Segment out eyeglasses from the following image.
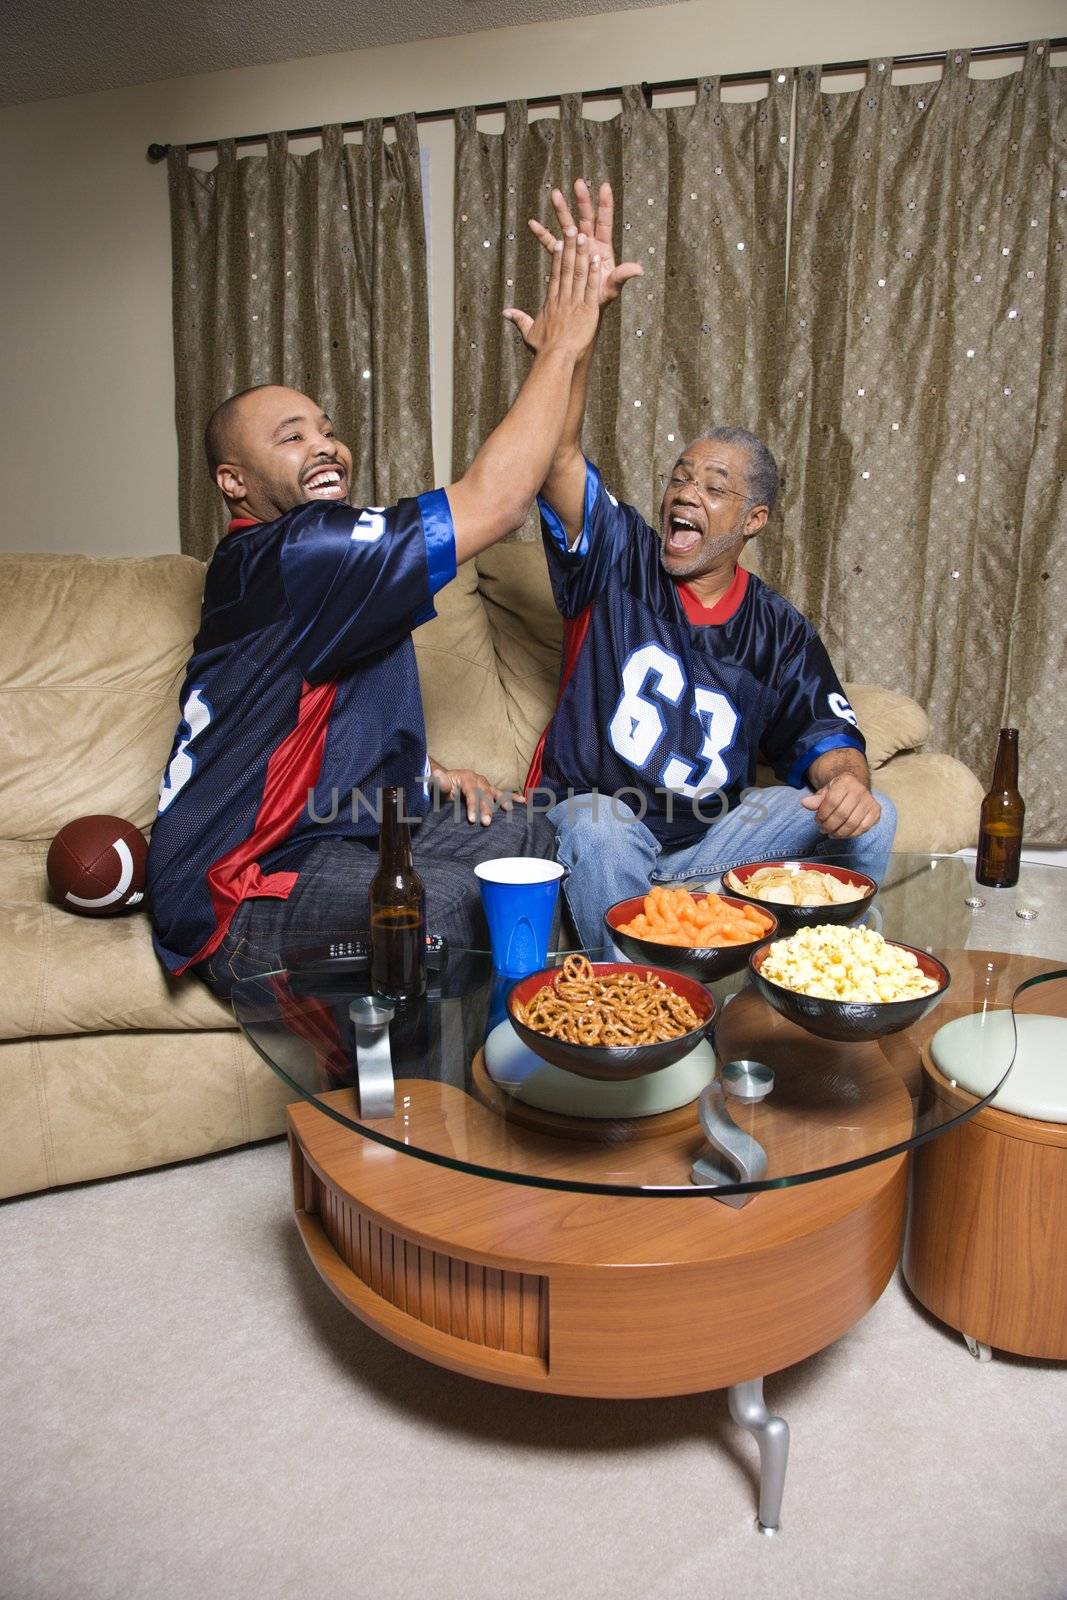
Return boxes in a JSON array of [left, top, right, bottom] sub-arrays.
[[659, 471, 748, 501]]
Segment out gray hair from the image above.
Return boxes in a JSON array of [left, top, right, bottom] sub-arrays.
[[693, 426, 780, 513]]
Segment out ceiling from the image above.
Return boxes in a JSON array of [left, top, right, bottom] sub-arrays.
[[0, 0, 669, 108]]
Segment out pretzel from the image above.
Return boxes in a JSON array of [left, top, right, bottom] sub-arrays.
[[514, 954, 703, 1045]]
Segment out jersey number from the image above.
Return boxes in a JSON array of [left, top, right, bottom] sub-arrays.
[[157, 687, 212, 814], [828, 690, 858, 727], [607, 644, 739, 798], [351, 508, 386, 543]]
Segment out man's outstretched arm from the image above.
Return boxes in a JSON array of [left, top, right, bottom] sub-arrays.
[[504, 180, 643, 542], [445, 228, 602, 565]]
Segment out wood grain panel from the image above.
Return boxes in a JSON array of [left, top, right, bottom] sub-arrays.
[[903, 1039, 1067, 1359], [301, 1151, 547, 1362], [288, 1126, 905, 1396]]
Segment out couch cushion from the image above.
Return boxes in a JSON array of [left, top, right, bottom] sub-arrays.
[[0, 897, 231, 1040], [874, 751, 984, 853], [842, 683, 929, 770], [0, 553, 206, 841], [0, 838, 49, 904], [476, 543, 562, 780], [0, 1029, 293, 1198], [415, 560, 523, 789]]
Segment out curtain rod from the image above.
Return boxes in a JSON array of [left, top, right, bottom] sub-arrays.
[[146, 36, 1064, 162]]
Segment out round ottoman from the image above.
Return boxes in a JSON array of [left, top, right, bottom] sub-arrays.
[[903, 1008, 1067, 1361]]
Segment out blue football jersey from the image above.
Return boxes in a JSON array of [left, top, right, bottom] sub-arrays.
[[146, 493, 456, 973], [528, 461, 864, 844]]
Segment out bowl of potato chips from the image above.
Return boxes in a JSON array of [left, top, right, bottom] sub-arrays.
[[749, 923, 950, 1042], [722, 860, 877, 932]]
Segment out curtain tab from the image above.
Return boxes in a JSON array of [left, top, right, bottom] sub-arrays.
[[866, 59, 890, 86], [696, 76, 721, 105], [394, 111, 419, 161], [559, 91, 583, 121], [1024, 40, 1051, 79], [621, 83, 650, 119], [799, 65, 822, 95], [503, 99, 529, 142], [455, 105, 478, 136], [216, 138, 236, 172], [266, 130, 287, 169], [360, 119, 383, 158], [767, 67, 791, 98], [943, 48, 970, 78], [321, 123, 345, 156]]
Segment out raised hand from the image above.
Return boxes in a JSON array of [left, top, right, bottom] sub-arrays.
[[504, 179, 643, 348], [532, 222, 602, 361]]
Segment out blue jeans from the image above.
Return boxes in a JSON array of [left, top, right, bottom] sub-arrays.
[[548, 785, 898, 952], [195, 799, 557, 1001]]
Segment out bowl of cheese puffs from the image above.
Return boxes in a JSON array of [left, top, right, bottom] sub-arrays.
[[605, 886, 778, 981], [749, 923, 950, 1042], [721, 860, 877, 932]]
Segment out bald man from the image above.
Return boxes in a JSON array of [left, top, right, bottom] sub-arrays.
[[147, 229, 603, 996]]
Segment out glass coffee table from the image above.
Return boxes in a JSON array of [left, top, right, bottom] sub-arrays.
[[233, 853, 1066, 1533]]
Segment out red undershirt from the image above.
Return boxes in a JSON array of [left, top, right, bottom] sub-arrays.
[[677, 564, 749, 625]]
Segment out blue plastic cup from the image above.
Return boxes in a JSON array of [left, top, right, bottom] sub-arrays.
[[474, 858, 565, 978]]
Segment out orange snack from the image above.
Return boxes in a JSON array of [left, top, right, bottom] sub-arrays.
[[617, 887, 773, 949]]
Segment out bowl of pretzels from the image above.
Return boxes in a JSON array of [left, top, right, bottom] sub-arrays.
[[506, 953, 716, 1081]]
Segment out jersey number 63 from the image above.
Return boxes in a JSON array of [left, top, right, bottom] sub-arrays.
[[608, 644, 739, 799]]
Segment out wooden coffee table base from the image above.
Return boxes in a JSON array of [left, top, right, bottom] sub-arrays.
[[290, 1093, 906, 1397], [286, 1068, 907, 1531]]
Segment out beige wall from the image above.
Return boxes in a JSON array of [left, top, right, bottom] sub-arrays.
[[1, 0, 1063, 555]]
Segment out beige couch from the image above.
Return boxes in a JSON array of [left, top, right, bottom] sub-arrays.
[[0, 548, 983, 1199]]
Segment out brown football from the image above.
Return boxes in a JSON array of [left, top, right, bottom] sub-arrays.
[[46, 815, 148, 917]]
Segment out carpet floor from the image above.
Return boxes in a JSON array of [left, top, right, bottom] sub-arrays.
[[1, 1138, 1064, 1600]]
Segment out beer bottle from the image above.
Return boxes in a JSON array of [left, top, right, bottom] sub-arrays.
[[369, 786, 427, 1000], [975, 728, 1024, 888]]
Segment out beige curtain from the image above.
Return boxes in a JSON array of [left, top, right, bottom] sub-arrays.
[[780, 44, 1066, 838], [452, 80, 791, 535], [168, 118, 433, 560], [455, 50, 1065, 838]]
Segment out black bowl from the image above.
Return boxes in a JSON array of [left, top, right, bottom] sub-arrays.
[[506, 961, 715, 1081], [722, 860, 877, 932], [605, 893, 778, 981], [748, 938, 950, 1042]]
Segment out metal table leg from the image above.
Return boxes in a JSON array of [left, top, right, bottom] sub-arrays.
[[727, 1377, 789, 1534], [348, 995, 396, 1119], [964, 1333, 993, 1363]]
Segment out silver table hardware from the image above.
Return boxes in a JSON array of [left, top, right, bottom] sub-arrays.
[[691, 1059, 774, 1208], [728, 1378, 790, 1533], [700, 1064, 789, 1529], [348, 995, 397, 1119]]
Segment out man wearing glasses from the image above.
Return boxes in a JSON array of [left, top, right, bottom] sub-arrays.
[[509, 182, 896, 951]]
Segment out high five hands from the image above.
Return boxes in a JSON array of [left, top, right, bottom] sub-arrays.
[[528, 209, 605, 361], [503, 179, 644, 349]]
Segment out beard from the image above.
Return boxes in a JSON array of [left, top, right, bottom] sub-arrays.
[[659, 520, 746, 581]]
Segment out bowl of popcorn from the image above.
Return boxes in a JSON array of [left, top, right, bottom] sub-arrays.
[[723, 860, 877, 932], [748, 923, 950, 1042]]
